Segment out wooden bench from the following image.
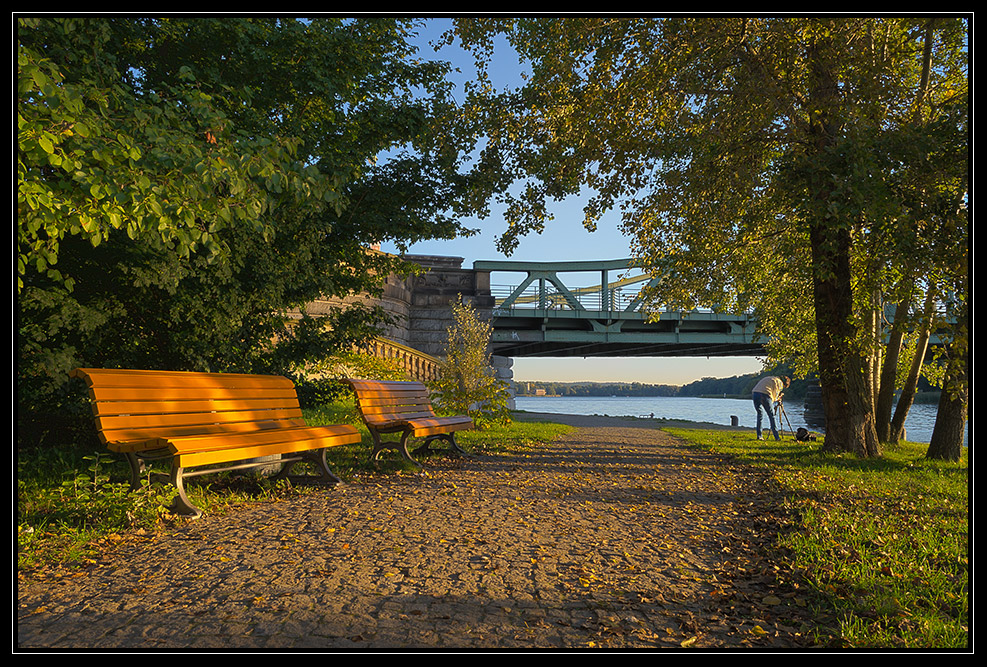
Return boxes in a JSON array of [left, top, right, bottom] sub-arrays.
[[70, 368, 362, 517], [344, 379, 473, 465]]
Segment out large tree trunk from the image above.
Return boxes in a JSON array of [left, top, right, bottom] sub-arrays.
[[926, 357, 967, 461], [809, 221, 881, 458], [805, 33, 880, 458], [926, 309, 968, 461]]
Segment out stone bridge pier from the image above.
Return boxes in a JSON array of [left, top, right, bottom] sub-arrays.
[[397, 255, 514, 395], [305, 254, 514, 395]]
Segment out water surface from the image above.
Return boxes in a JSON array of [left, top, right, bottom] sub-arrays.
[[515, 395, 959, 445]]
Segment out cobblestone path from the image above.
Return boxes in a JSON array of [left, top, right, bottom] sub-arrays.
[[17, 414, 818, 650]]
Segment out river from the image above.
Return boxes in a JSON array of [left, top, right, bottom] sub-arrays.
[[514, 395, 965, 445]]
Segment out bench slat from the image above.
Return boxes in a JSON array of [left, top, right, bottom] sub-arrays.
[[89, 397, 303, 417], [172, 426, 362, 467], [408, 419, 474, 438], [96, 407, 305, 432], [89, 385, 299, 402], [353, 392, 434, 403], [346, 387, 430, 397], [105, 418, 309, 453], [361, 412, 436, 421], [72, 368, 295, 390], [167, 424, 361, 454], [355, 403, 434, 414]]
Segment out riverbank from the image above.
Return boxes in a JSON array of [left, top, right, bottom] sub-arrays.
[[513, 394, 953, 444], [514, 410, 751, 431]]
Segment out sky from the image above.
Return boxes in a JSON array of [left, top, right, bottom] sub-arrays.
[[379, 19, 765, 386]]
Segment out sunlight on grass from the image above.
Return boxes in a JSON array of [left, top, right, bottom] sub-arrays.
[[666, 427, 969, 649]]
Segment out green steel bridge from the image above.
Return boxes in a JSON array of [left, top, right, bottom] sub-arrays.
[[472, 258, 764, 359]]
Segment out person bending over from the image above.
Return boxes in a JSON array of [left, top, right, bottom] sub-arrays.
[[751, 375, 790, 441]]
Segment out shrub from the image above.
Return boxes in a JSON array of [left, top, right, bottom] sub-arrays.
[[429, 298, 512, 428]]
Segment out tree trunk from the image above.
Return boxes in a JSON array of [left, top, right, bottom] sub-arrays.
[[810, 222, 881, 458], [805, 32, 881, 458], [876, 286, 913, 441], [926, 355, 967, 461], [927, 307, 967, 461], [867, 289, 882, 410], [889, 288, 936, 442]]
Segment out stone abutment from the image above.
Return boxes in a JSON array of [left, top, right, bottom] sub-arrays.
[[300, 254, 514, 393]]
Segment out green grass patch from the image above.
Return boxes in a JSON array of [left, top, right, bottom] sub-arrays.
[[665, 427, 969, 649]]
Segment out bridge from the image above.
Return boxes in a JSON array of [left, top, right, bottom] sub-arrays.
[[300, 254, 763, 386], [473, 258, 763, 358]]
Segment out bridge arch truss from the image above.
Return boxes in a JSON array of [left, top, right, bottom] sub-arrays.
[[472, 258, 764, 359]]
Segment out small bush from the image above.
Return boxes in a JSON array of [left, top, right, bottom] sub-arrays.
[[429, 298, 512, 428]]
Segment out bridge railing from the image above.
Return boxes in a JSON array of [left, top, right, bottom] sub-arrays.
[[476, 258, 660, 316], [490, 279, 648, 313], [362, 337, 445, 383]]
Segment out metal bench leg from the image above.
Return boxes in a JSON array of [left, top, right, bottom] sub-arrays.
[[125, 451, 171, 490], [124, 452, 143, 490], [412, 433, 468, 458], [443, 432, 468, 456], [274, 450, 343, 485], [447, 432, 468, 456], [369, 430, 387, 461], [397, 431, 421, 466], [168, 464, 204, 518], [368, 430, 422, 467]]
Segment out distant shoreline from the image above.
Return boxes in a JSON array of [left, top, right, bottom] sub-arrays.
[[512, 410, 751, 432]]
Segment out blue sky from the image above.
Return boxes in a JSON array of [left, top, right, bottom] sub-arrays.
[[380, 19, 765, 385]]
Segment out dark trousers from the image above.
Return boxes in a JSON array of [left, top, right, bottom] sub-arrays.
[[752, 391, 779, 440]]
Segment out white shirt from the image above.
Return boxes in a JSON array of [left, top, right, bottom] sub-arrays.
[[752, 376, 786, 402]]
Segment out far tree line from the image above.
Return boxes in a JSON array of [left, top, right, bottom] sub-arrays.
[[516, 369, 940, 403]]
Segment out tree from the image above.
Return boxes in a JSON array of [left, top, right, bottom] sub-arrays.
[[17, 17, 320, 293], [447, 17, 968, 457], [926, 326, 967, 461], [17, 17, 481, 433], [925, 271, 968, 460], [430, 298, 512, 427]]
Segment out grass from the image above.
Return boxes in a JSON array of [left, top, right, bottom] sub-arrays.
[[664, 427, 969, 649]]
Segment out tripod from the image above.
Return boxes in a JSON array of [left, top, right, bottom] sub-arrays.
[[775, 398, 794, 438]]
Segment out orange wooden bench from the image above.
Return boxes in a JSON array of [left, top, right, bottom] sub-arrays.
[[70, 368, 362, 517], [344, 379, 473, 465]]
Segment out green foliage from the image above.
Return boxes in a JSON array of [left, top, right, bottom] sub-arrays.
[[17, 451, 176, 569], [430, 299, 512, 428], [17, 17, 481, 433], [449, 18, 968, 453], [291, 350, 411, 408], [17, 18, 322, 293]]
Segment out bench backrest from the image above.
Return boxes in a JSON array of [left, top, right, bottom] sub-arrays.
[[345, 379, 437, 426], [70, 368, 306, 452]]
